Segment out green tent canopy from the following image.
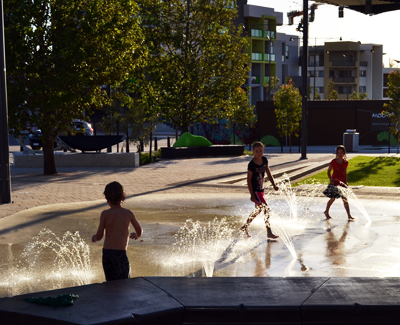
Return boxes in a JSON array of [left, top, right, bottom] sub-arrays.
[[173, 132, 212, 147]]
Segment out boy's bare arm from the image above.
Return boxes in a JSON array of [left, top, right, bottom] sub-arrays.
[[129, 211, 142, 240], [92, 213, 105, 242]]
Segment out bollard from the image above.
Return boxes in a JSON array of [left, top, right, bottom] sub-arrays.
[[154, 137, 157, 151], [167, 136, 170, 147]]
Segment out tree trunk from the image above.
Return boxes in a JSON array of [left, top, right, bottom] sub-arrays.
[[43, 139, 57, 175], [181, 124, 188, 134]]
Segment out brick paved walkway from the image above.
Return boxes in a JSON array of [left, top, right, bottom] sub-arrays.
[[1, 146, 399, 218]]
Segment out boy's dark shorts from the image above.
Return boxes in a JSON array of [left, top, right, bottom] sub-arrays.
[[102, 248, 131, 281]]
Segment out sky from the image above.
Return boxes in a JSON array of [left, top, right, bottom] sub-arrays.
[[247, 0, 400, 67]]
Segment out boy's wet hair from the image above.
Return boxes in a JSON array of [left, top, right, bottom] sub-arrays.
[[252, 141, 264, 150], [104, 181, 126, 206]]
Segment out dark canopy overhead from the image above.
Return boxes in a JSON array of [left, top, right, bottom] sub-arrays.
[[317, 0, 400, 14]]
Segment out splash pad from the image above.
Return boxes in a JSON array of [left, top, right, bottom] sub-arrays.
[[0, 180, 398, 298]]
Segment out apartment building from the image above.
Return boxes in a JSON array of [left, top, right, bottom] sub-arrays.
[[382, 67, 400, 99], [235, 1, 300, 106], [306, 41, 384, 99]]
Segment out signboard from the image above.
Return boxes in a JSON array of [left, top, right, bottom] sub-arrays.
[[371, 112, 390, 131]]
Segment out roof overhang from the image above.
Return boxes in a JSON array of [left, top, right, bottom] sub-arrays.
[[317, 0, 400, 14]]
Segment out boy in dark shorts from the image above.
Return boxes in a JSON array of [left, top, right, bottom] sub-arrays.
[[240, 141, 279, 239], [92, 181, 142, 281]]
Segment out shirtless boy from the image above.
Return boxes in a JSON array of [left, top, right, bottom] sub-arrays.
[[92, 181, 142, 281]]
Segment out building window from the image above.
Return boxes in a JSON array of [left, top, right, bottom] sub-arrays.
[[339, 86, 352, 94], [319, 87, 324, 94], [308, 70, 315, 77], [285, 45, 289, 59], [309, 55, 315, 67], [318, 71, 324, 77], [359, 86, 366, 93], [318, 54, 324, 66], [360, 70, 367, 77], [383, 88, 389, 97], [384, 73, 390, 87]]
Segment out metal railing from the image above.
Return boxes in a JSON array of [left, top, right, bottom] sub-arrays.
[[331, 77, 355, 83], [331, 60, 355, 67]]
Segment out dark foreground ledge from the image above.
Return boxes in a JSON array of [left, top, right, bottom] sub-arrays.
[[1, 277, 400, 325]]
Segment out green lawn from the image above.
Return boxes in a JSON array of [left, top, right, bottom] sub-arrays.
[[293, 156, 400, 187]]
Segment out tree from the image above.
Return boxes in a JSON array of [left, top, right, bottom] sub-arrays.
[[350, 91, 369, 100], [314, 87, 321, 100], [350, 92, 359, 100], [227, 87, 255, 144], [382, 69, 400, 153], [327, 81, 338, 99], [129, 0, 251, 133], [5, 0, 146, 174], [263, 76, 280, 100], [108, 91, 157, 152], [273, 79, 302, 152]]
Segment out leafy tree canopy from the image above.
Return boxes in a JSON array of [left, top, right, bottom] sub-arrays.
[[127, 0, 251, 133], [383, 69, 400, 152], [5, 0, 146, 174], [327, 81, 338, 100], [273, 78, 302, 151], [350, 91, 369, 100]]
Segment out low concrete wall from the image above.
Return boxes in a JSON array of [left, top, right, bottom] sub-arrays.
[[161, 145, 245, 159], [13, 152, 140, 168], [2, 277, 400, 325]]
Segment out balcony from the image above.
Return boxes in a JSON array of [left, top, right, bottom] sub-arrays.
[[331, 60, 356, 67], [264, 30, 275, 39], [250, 29, 275, 39], [250, 29, 263, 38], [264, 53, 276, 62], [331, 77, 356, 83], [251, 52, 263, 61]]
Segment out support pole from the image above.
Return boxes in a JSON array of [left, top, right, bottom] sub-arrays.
[[301, 0, 308, 160], [0, 0, 11, 204]]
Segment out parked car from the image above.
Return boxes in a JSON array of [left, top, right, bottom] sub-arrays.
[[28, 129, 43, 150], [28, 120, 94, 150], [71, 119, 94, 136]]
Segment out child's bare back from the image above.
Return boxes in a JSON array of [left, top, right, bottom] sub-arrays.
[[100, 206, 141, 250]]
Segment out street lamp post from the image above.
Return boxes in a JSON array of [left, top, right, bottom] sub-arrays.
[[347, 50, 350, 100], [267, 35, 272, 101], [0, 0, 11, 204], [300, 0, 308, 160], [313, 40, 317, 100]]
